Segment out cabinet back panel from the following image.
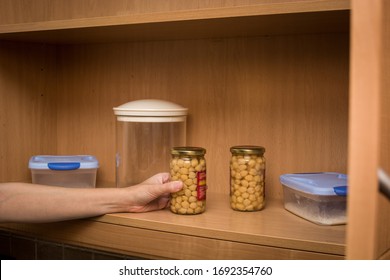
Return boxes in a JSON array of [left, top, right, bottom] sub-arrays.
[[56, 33, 349, 198], [0, 42, 57, 182]]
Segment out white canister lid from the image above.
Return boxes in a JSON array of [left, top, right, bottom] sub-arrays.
[[113, 99, 188, 122]]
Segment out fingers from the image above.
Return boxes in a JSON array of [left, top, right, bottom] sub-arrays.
[[163, 180, 183, 193], [145, 180, 183, 198], [127, 176, 183, 213], [129, 190, 175, 213], [136, 196, 171, 212], [157, 196, 171, 209], [141, 173, 183, 194], [141, 172, 170, 185]]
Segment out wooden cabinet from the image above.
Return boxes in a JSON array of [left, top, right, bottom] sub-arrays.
[[346, 0, 390, 260], [0, 0, 388, 259]]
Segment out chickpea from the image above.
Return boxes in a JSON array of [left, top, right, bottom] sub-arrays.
[[173, 165, 180, 172], [238, 164, 247, 171], [248, 159, 256, 167], [181, 201, 190, 209], [185, 178, 193, 186], [177, 159, 184, 167], [236, 203, 245, 211], [180, 168, 189, 175], [191, 158, 198, 167], [184, 189, 192, 197], [241, 180, 249, 188]]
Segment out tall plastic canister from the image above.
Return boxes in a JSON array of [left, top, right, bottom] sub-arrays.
[[113, 99, 187, 187]]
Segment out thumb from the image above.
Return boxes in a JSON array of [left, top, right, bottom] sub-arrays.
[[127, 181, 184, 213], [141, 172, 170, 185], [141, 180, 183, 198], [163, 181, 183, 193]]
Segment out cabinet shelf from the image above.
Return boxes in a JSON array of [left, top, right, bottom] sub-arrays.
[[0, 1, 349, 43], [97, 192, 346, 255], [0, 191, 345, 259]]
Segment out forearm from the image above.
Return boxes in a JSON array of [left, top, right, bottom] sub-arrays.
[[0, 175, 181, 223], [0, 183, 128, 223]]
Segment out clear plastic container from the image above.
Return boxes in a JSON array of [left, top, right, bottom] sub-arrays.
[[113, 99, 187, 187], [169, 147, 207, 215], [280, 172, 348, 225], [230, 145, 266, 211], [28, 155, 98, 188]]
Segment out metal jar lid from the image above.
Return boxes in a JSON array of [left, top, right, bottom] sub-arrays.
[[230, 145, 265, 155], [171, 146, 206, 156]]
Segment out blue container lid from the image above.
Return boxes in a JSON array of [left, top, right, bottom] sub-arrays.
[[29, 155, 99, 171], [280, 172, 348, 196]]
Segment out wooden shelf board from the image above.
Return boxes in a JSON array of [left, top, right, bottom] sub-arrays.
[[0, 2, 350, 43], [0, 191, 345, 259], [95, 191, 346, 255]]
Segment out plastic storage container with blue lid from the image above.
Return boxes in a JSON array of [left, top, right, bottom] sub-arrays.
[[280, 172, 348, 196], [29, 155, 99, 188], [280, 172, 348, 225]]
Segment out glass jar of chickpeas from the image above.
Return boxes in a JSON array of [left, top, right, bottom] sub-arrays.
[[169, 147, 207, 215], [230, 145, 266, 211]]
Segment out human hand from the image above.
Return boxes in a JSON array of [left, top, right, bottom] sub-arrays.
[[0, 173, 183, 222], [125, 173, 183, 212]]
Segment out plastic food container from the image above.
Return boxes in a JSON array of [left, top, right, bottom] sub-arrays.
[[113, 99, 187, 187], [280, 172, 348, 225], [29, 155, 99, 188]]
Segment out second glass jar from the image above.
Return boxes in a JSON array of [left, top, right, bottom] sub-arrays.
[[230, 145, 266, 211], [169, 147, 207, 215]]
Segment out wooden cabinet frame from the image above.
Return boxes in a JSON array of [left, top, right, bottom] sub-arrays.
[[0, 0, 388, 259]]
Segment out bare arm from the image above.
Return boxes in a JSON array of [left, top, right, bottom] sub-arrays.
[[0, 173, 182, 223]]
